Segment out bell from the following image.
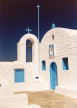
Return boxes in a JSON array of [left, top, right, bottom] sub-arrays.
[[28, 42, 31, 48]]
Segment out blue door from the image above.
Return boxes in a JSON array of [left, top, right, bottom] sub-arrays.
[[50, 62, 58, 90]]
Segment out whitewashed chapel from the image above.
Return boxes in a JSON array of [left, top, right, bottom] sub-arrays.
[[0, 27, 77, 99]]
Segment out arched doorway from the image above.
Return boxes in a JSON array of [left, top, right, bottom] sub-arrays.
[[26, 40, 32, 62], [50, 62, 58, 90]]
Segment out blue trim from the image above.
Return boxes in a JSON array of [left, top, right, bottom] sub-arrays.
[[14, 69, 24, 83], [52, 24, 56, 29]]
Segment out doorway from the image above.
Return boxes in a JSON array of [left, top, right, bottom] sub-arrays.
[[50, 62, 58, 90]]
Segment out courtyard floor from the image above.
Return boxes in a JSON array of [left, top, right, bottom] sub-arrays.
[[15, 90, 77, 108]]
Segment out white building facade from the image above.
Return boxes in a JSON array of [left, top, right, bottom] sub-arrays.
[[0, 27, 77, 98]]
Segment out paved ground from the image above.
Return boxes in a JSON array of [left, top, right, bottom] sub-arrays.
[[15, 90, 77, 108]]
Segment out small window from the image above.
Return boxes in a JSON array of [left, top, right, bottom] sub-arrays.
[[42, 61, 46, 70], [62, 57, 69, 70], [14, 69, 24, 83], [35, 77, 39, 79], [49, 45, 54, 56], [52, 35, 54, 40]]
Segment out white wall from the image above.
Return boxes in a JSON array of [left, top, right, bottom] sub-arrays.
[[40, 28, 77, 91], [0, 28, 77, 98]]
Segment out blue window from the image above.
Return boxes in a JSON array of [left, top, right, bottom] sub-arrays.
[[42, 61, 46, 70], [14, 69, 24, 83], [62, 57, 69, 70]]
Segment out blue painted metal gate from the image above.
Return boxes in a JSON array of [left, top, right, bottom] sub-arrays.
[[50, 62, 58, 90]]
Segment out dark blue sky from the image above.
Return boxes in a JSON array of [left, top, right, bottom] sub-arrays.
[[0, 0, 77, 61]]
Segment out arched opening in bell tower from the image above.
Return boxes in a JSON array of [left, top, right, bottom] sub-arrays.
[[26, 40, 32, 62], [26, 38, 35, 62]]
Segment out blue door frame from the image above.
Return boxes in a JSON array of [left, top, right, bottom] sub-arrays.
[[50, 62, 58, 90]]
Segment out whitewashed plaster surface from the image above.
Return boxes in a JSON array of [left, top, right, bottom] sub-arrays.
[[0, 28, 77, 107]]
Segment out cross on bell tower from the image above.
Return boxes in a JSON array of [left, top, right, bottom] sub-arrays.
[[25, 27, 32, 34]]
